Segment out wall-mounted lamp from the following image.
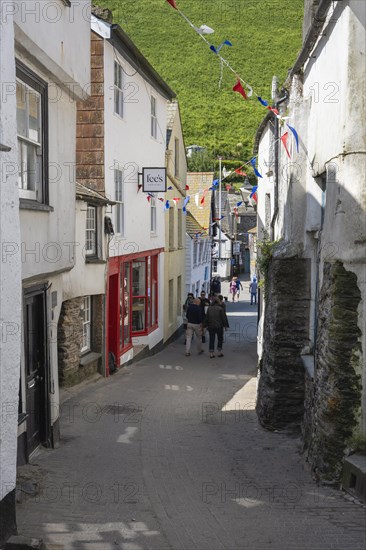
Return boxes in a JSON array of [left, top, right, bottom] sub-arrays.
[[0, 143, 11, 152]]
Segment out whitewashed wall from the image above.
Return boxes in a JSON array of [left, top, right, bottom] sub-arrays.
[[0, 5, 22, 507]]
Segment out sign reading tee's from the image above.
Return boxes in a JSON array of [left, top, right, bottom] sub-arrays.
[[142, 167, 167, 192]]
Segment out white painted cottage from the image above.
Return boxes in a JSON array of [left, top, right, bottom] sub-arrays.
[[0, 0, 91, 542]]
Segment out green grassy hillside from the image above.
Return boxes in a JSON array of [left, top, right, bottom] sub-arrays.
[[97, 0, 303, 160]]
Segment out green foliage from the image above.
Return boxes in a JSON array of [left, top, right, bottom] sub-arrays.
[[96, 0, 303, 158], [257, 231, 282, 299]]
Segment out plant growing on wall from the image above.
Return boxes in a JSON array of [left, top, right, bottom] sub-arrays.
[[257, 230, 282, 299]]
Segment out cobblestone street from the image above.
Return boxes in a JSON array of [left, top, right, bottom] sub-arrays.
[[16, 283, 366, 549]]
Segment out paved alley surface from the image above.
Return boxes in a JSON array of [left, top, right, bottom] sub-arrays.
[[16, 282, 366, 549]]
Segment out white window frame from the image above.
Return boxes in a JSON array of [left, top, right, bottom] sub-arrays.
[[81, 296, 91, 353], [114, 168, 124, 236], [174, 138, 179, 177], [169, 207, 174, 249], [150, 196, 157, 233], [151, 95, 157, 139], [16, 78, 42, 201], [178, 208, 183, 248], [114, 61, 124, 118], [85, 205, 97, 256]]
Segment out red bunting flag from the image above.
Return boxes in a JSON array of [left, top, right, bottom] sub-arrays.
[[147, 196, 151, 202], [234, 207, 239, 219], [252, 192, 258, 202], [166, 0, 178, 9], [233, 79, 247, 100], [173, 197, 181, 201], [185, 185, 190, 190], [268, 106, 279, 115], [281, 132, 291, 159], [234, 168, 247, 176], [158, 197, 164, 202]]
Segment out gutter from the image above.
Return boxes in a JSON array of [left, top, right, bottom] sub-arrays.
[[288, 0, 333, 79]]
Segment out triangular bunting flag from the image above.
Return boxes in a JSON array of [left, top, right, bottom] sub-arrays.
[[287, 123, 299, 153], [210, 40, 232, 55], [166, 0, 178, 10], [233, 79, 247, 100], [250, 157, 263, 178], [280, 132, 291, 159]]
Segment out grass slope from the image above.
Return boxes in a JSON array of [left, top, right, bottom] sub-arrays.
[[98, 0, 303, 159]]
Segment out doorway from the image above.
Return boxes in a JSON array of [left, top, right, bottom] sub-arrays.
[[24, 288, 50, 456]]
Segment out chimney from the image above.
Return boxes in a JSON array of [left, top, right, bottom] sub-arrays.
[[92, 4, 113, 24]]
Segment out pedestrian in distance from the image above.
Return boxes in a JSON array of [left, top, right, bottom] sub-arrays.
[[235, 278, 243, 301], [204, 296, 227, 358], [229, 277, 238, 302], [249, 277, 258, 305], [185, 298, 204, 356], [210, 276, 221, 297]]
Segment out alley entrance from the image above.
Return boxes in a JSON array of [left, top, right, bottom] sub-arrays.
[[16, 281, 365, 549]]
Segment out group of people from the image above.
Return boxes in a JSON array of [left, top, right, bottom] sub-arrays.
[[182, 290, 229, 359], [229, 276, 258, 305], [182, 275, 258, 358]]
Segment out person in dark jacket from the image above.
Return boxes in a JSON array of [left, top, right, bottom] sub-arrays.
[[199, 290, 210, 343], [218, 294, 229, 329], [205, 297, 227, 358], [185, 298, 204, 356], [210, 276, 221, 296]]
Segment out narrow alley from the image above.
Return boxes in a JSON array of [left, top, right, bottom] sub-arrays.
[[16, 282, 366, 550]]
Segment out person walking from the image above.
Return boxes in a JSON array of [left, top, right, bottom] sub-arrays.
[[205, 296, 227, 358], [229, 277, 237, 302], [235, 278, 243, 301], [249, 277, 258, 305], [185, 298, 204, 356], [199, 290, 210, 343], [182, 293, 194, 344], [218, 294, 229, 330], [210, 276, 221, 297]]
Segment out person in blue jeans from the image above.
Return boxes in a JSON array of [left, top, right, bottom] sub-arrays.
[[249, 277, 258, 305]]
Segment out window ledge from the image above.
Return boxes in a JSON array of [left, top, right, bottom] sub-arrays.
[[80, 351, 102, 367], [20, 199, 54, 212], [85, 258, 106, 264]]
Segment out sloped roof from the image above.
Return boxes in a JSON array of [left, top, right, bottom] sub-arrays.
[[227, 192, 255, 216], [186, 212, 209, 239], [75, 182, 114, 205], [186, 172, 214, 229]]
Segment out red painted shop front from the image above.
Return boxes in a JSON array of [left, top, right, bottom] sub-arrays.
[[107, 248, 161, 374]]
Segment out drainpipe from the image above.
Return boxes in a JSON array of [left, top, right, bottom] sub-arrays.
[[270, 88, 289, 241]]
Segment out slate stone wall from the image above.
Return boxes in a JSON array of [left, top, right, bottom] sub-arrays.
[[58, 296, 104, 387], [256, 257, 311, 430], [305, 261, 362, 482]]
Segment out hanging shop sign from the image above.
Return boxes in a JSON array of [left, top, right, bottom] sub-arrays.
[[142, 167, 167, 192]]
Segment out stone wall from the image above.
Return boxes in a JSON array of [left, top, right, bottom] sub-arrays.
[[304, 261, 362, 482], [256, 257, 311, 430], [76, 31, 105, 192], [58, 295, 104, 387], [58, 297, 84, 386]]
